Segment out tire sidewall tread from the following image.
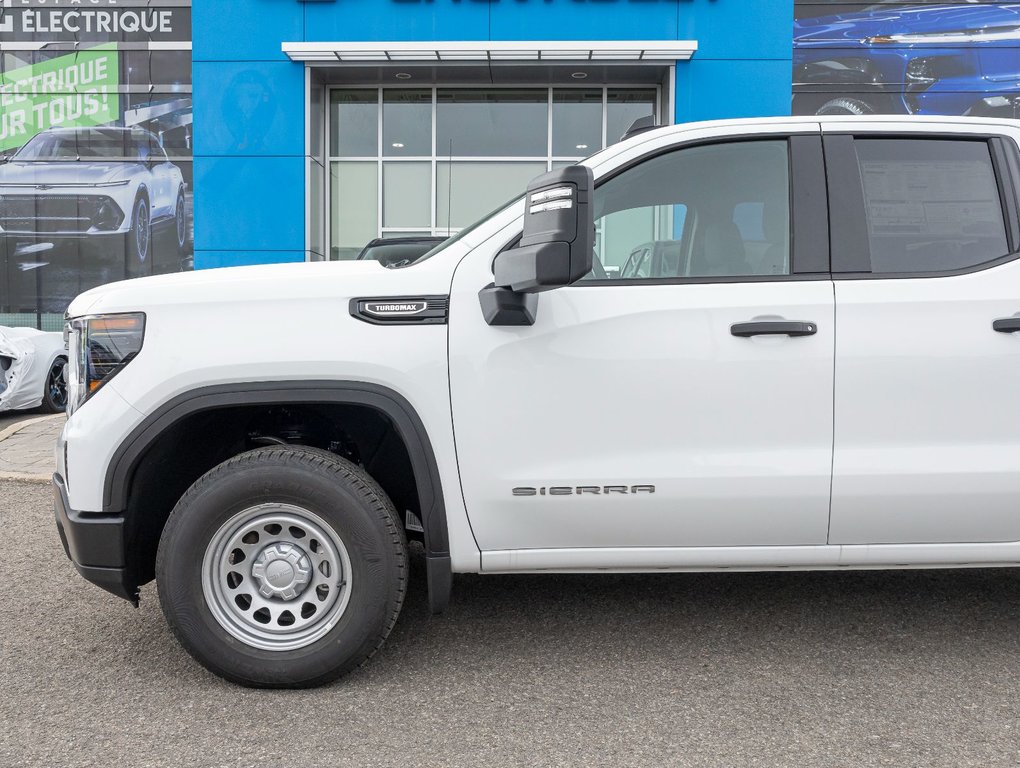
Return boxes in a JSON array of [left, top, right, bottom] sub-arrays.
[[156, 446, 408, 688]]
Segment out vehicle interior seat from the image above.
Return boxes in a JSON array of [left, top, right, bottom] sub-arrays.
[[688, 219, 748, 277]]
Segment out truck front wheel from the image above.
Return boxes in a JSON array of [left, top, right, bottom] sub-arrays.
[[156, 446, 408, 688]]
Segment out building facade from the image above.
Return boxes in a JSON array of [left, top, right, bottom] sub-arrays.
[[191, 0, 793, 270], [3, 0, 1020, 329]]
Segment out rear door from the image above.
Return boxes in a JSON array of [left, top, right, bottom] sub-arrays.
[[825, 123, 1020, 544]]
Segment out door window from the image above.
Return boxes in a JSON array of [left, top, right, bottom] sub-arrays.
[[589, 140, 791, 280], [854, 139, 1010, 274]]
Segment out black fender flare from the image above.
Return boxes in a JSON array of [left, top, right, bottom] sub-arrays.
[[104, 380, 452, 612]]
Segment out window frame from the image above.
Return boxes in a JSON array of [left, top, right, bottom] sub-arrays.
[[326, 84, 661, 256], [572, 132, 831, 287], [824, 132, 1020, 279]]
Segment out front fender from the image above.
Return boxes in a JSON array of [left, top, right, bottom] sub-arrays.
[[104, 380, 453, 612]]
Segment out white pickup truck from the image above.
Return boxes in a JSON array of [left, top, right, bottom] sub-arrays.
[[54, 116, 1020, 688]]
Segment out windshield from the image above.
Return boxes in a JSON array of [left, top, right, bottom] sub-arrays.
[[14, 130, 148, 161], [402, 193, 527, 267]]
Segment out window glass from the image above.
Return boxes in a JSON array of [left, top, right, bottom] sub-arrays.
[[330, 161, 377, 260], [855, 139, 1009, 273], [589, 140, 790, 280], [383, 90, 431, 157], [552, 89, 602, 157], [436, 90, 547, 157], [330, 90, 377, 157], [359, 238, 443, 267], [383, 162, 431, 228], [325, 87, 661, 260], [606, 89, 656, 145], [437, 161, 546, 229], [16, 128, 133, 160], [308, 159, 324, 257]]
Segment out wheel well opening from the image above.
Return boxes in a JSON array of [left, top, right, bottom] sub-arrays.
[[124, 402, 420, 587]]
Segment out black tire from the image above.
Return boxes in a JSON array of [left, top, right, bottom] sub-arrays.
[[40, 356, 67, 413], [126, 193, 151, 276], [156, 446, 408, 688], [816, 97, 875, 116], [174, 186, 188, 255]]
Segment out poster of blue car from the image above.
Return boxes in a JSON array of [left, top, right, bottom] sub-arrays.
[[793, 0, 1020, 117]]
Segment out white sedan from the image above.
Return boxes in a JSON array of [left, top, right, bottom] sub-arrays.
[[0, 326, 66, 413]]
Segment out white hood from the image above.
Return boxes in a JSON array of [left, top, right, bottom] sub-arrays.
[[67, 255, 466, 318]]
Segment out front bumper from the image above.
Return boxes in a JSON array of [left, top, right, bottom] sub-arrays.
[[53, 473, 137, 603]]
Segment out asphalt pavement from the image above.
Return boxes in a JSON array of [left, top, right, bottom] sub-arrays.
[[3, 477, 1020, 768]]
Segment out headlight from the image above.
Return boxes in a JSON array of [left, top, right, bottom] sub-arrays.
[[867, 26, 1020, 45], [65, 313, 145, 414], [94, 180, 131, 188]]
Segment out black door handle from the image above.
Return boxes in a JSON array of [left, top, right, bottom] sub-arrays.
[[993, 317, 1020, 333], [731, 321, 818, 338]]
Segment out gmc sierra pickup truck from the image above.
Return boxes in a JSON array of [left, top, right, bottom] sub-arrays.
[[55, 115, 1020, 688]]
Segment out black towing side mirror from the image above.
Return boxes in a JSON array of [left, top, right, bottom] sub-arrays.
[[479, 165, 595, 326]]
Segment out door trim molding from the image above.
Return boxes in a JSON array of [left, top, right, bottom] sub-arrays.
[[482, 542, 1020, 572]]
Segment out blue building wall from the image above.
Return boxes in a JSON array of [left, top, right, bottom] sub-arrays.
[[192, 0, 793, 270]]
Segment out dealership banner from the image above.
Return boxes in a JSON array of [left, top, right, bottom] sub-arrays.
[[0, 0, 193, 330], [0, 1, 190, 43], [793, 0, 1020, 118], [0, 45, 120, 152]]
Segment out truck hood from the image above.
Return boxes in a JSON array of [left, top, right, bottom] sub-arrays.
[[794, 4, 1020, 45], [0, 160, 136, 186], [67, 258, 458, 318]]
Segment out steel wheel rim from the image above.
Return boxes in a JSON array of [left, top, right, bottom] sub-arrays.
[[136, 200, 150, 262], [47, 359, 67, 410], [201, 503, 353, 652], [175, 193, 186, 246]]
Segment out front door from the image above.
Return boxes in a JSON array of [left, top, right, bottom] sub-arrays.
[[449, 134, 836, 554]]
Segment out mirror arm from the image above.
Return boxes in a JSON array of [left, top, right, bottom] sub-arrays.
[[478, 284, 538, 326]]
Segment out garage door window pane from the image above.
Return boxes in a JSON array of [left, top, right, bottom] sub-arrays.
[[383, 162, 431, 228], [330, 90, 377, 157], [855, 139, 1009, 273], [437, 162, 546, 229], [331, 162, 377, 259], [437, 90, 547, 157]]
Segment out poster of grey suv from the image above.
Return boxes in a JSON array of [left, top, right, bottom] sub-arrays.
[[0, 1, 192, 331], [0, 127, 187, 269], [793, 0, 1020, 117]]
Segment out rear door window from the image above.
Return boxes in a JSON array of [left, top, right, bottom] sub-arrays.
[[854, 139, 1010, 273]]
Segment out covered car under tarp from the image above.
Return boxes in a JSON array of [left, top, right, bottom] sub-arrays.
[[0, 326, 66, 412]]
